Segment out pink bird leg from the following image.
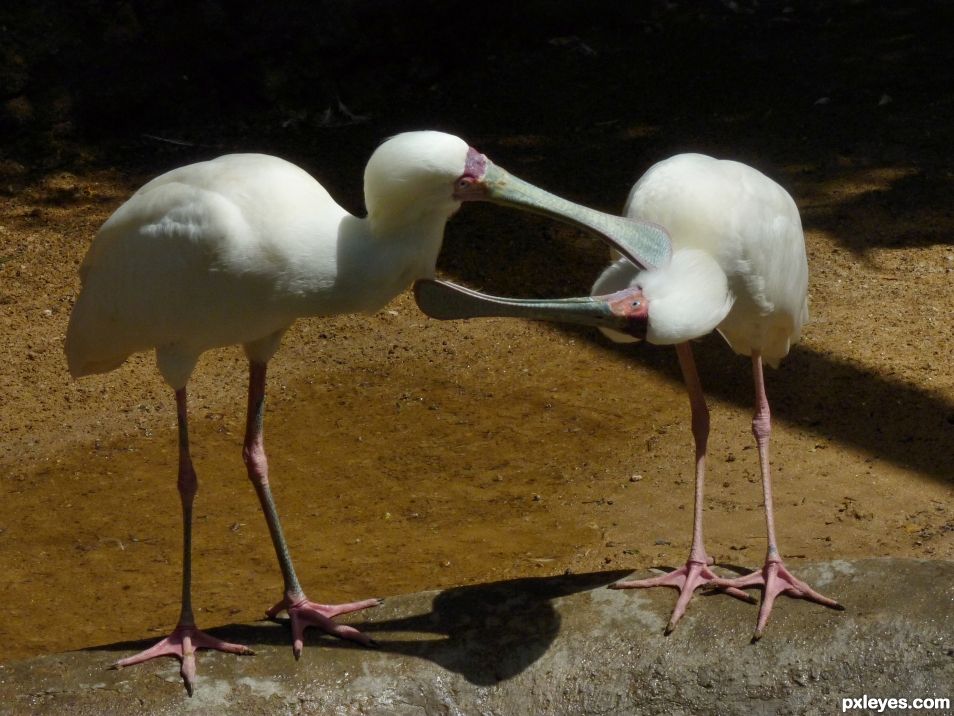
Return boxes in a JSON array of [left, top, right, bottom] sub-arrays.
[[112, 388, 253, 696], [244, 361, 382, 656], [705, 352, 844, 639], [611, 343, 756, 633]]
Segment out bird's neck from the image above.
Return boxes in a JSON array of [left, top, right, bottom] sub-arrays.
[[311, 210, 450, 315], [642, 249, 735, 345]]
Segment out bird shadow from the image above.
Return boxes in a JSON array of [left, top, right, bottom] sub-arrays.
[[685, 334, 954, 487], [433, 226, 954, 490], [88, 569, 631, 686], [595, 329, 954, 487]]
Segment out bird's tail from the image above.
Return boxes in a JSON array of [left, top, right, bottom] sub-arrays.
[[64, 295, 129, 378]]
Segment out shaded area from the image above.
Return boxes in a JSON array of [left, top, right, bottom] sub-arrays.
[[0, 560, 950, 715], [567, 326, 954, 486], [800, 167, 954, 254], [4, 2, 954, 191], [335, 569, 631, 684], [92, 570, 630, 686]]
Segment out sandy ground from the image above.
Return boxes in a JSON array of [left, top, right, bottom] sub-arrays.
[[0, 2, 951, 663]]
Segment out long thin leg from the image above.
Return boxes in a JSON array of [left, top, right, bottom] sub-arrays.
[[244, 361, 381, 658], [707, 351, 843, 640], [113, 388, 252, 696], [611, 343, 753, 633]]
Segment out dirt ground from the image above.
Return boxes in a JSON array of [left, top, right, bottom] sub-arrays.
[[0, 2, 951, 663]]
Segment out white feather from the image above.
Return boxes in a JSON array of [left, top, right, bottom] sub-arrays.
[[639, 249, 734, 345]]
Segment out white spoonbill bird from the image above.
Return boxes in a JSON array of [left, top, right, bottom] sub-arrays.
[[415, 152, 843, 640], [65, 130, 670, 694]]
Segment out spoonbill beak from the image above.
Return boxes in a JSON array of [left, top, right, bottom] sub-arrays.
[[455, 149, 672, 271], [413, 279, 649, 340]]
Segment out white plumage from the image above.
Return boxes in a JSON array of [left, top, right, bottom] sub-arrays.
[[70, 129, 681, 694], [594, 153, 840, 639]]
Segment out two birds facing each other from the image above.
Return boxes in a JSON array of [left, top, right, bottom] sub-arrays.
[[65, 130, 842, 695]]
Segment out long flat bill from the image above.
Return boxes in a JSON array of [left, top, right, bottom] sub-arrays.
[[481, 161, 672, 270], [414, 279, 638, 333]]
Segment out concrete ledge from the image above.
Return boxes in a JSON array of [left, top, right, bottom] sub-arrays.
[[1, 559, 951, 715]]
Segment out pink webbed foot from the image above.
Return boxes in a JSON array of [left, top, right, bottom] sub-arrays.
[[706, 558, 845, 641], [112, 624, 254, 696], [267, 595, 383, 658], [610, 558, 757, 634]]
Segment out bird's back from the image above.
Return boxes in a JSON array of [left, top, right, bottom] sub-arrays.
[[66, 154, 347, 379], [625, 153, 808, 366]]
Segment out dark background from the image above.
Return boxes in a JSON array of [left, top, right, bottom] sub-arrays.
[[5, 0, 952, 292], [2, 3, 950, 180]]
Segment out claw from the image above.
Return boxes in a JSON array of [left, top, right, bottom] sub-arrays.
[[181, 651, 196, 697], [111, 624, 252, 696], [270, 595, 381, 657], [708, 558, 843, 639], [612, 558, 755, 633]]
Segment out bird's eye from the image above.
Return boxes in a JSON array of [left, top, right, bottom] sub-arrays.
[[457, 177, 472, 189], [631, 300, 642, 308]]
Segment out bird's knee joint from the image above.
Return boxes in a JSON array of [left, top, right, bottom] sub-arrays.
[[751, 410, 772, 440], [242, 446, 268, 480], [177, 469, 198, 501], [178, 485, 198, 502]]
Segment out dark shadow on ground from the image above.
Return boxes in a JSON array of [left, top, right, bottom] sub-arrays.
[[455, 315, 953, 488], [87, 569, 631, 686]]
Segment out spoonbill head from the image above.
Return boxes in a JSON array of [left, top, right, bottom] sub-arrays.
[[364, 131, 472, 229], [591, 248, 733, 346]]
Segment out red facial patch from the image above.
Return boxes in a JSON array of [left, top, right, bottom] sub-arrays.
[[463, 147, 487, 179], [607, 287, 650, 338], [454, 148, 490, 201]]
